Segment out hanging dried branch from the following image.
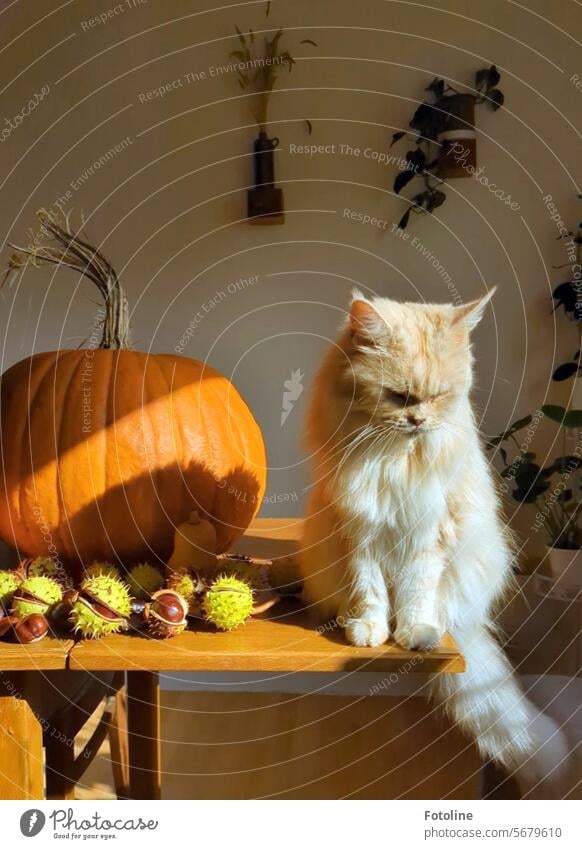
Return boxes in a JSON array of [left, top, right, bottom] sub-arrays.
[[230, 8, 317, 132]]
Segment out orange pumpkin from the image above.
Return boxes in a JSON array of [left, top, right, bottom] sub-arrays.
[[0, 212, 266, 565]]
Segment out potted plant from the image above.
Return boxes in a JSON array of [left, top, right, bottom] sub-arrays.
[[391, 65, 504, 229], [230, 3, 316, 223], [487, 217, 582, 585]]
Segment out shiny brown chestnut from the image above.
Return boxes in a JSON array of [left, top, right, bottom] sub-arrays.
[[146, 590, 188, 639], [152, 591, 187, 624], [50, 600, 74, 634], [0, 615, 19, 639], [14, 613, 49, 644]]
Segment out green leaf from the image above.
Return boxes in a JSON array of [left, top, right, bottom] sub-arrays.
[[564, 409, 582, 428], [508, 414, 532, 433], [541, 404, 567, 424], [265, 0, 271, 16]]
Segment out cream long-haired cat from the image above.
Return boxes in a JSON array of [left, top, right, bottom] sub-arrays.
[[300, 290, 567, 778]]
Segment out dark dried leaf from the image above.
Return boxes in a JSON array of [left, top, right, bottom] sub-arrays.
[[552, 362, 578, 382], [549, 456, 582, 474], [426, 189, 446, 212], [406, 148, 426, 170], [552, 280, 578, 315], [425, 78, 445, 99], [488, 88, 504, 110], [488, 65, 501, 87], [475, 67, 490, 91], [394, 169, 416, 195], [397, 208, 411, 230]]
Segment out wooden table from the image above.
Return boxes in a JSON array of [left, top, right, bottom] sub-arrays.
[[0, 519, 470, 800]]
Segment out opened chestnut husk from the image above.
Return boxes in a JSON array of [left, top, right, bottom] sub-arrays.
[[145, 590, 188, 639]]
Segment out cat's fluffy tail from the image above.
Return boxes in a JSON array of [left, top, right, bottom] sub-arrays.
[[429, 625, 568, 783]]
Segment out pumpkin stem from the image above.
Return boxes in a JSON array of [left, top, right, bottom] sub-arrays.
[[4, 209, 130, 350]]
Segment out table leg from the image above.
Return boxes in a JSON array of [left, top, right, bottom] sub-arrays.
[[0, 673, 44, 800], [126, 671, 161, 799], [109, 685, 130, 799]]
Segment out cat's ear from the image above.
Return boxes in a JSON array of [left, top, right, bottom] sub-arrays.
[[349, 294, 391, 348], [452, 288, 496, 331]]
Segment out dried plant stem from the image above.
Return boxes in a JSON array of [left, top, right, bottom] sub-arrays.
[[4, 209, 130, 350]]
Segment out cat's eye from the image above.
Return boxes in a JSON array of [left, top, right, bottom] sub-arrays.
[[385, 389, 418, 406]]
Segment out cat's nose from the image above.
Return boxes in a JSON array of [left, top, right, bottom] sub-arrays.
[[407, 414, 425, 427]]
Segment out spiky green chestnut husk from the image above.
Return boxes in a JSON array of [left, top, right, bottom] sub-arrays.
[[84, 561, 120, 580], [167, 572, 204, 617], [203, 575, 253, 631], [71, 574, 132, 639], [26, 556, 71, 588], [13, 576, 63, 617], [218, 555, 269, 591], [127, 562, 164, 599], [0, 570, 19, 610]]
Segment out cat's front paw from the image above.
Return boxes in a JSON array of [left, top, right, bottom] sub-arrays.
[[345, 618, 389, 648], [394, 623, 441, 651]]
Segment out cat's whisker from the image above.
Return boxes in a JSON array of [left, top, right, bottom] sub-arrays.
[[320, 423, 380, 462], [330, 426, 386, 481]]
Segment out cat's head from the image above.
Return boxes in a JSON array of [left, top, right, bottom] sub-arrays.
[[341, 289, 495, 434]]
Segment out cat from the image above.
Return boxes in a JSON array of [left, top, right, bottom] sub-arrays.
[[300, 290, 568, 781]]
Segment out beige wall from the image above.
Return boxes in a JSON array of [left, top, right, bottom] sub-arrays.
[[1, 0, 581, 555]]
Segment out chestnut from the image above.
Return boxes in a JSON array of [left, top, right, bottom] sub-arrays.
[[0, 615, 18, 639], [152, 591, 187, 624], [146, 590, 187, 639], [50, 600, 75, 634], [14, 613, 49, 644]]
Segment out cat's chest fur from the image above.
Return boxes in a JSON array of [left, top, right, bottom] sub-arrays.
[[332, 434, 453, 546]]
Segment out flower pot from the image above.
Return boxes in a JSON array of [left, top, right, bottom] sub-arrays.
[[547, 545, 582, 588], [247, 131, 285, 224], [437, 94, 476, 178]]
